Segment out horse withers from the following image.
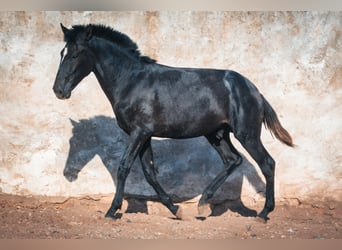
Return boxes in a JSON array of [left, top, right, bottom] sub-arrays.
[[53, 23, 293, 222]]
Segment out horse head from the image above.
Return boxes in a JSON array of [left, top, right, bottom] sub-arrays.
[[53, 23, 95, 99]]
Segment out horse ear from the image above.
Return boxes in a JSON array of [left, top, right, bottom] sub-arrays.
[[85, 24, 93, 41], [69, 118, 79, 127], [60, 23, 70, 36]]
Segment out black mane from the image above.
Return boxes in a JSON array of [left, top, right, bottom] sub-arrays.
[[65, 24, 156, 63]]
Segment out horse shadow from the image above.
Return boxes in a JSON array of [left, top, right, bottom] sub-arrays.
[[63, 115, 266, 217]]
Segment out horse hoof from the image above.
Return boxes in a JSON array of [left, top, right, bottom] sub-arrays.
[[255, 215, 269, 224], [175, 206, 183, 220], [105, 211, 115, 218], [197, 203, 211, 218], [105, 208, 122, 219]]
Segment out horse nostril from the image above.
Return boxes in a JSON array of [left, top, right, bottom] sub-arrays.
[[53, 86, 64, 98]]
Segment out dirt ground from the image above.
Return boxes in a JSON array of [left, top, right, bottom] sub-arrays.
[[0, 192, 341, 239]]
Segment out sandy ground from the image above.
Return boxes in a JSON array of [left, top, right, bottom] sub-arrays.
[[0, 193, 341, 239]]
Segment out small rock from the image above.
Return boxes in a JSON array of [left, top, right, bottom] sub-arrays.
[[328, 204, 335, 210]]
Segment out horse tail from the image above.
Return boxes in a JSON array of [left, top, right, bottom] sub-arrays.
[[262, 95, 294, 147]]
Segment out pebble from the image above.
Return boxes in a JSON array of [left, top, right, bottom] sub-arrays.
[[328, 204, 335, 210]]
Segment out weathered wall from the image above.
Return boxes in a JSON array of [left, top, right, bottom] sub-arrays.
[[0, 11, 341, 204]]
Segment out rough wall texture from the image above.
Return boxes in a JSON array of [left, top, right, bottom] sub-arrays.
[[0, 11, 341, 204]]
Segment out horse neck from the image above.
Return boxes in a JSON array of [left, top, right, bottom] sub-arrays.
[[89, 38, 142, 104]]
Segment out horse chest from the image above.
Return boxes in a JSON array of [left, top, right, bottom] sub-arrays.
[[113, 101, 154, 132]]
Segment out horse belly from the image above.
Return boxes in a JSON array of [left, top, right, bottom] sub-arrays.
[[151, 82, 229, 138], [153, 107, 228, 139]]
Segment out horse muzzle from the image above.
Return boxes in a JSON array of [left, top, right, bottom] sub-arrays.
[[53, 83, 72, 99], [63, 168, 79, 182]]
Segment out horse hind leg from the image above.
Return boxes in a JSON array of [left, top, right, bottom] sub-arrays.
[[139, 139, 182, 219], [198, 129, 242, 217], [235, 131, 276, 222]]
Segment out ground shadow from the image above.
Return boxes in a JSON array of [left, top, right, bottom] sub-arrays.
[[63, 116, 266, 218]]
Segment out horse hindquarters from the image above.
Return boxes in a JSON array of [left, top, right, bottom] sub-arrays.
[[228, 75, 277, 221]]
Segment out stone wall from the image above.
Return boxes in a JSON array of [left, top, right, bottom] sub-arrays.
[[0, 11, 341, 204]]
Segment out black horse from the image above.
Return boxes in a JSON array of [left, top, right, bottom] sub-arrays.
[[53, 23, 293, 221]]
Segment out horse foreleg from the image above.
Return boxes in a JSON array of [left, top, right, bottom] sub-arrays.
[[105, 129, 151, 218], [139, 139, 182, 219]]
